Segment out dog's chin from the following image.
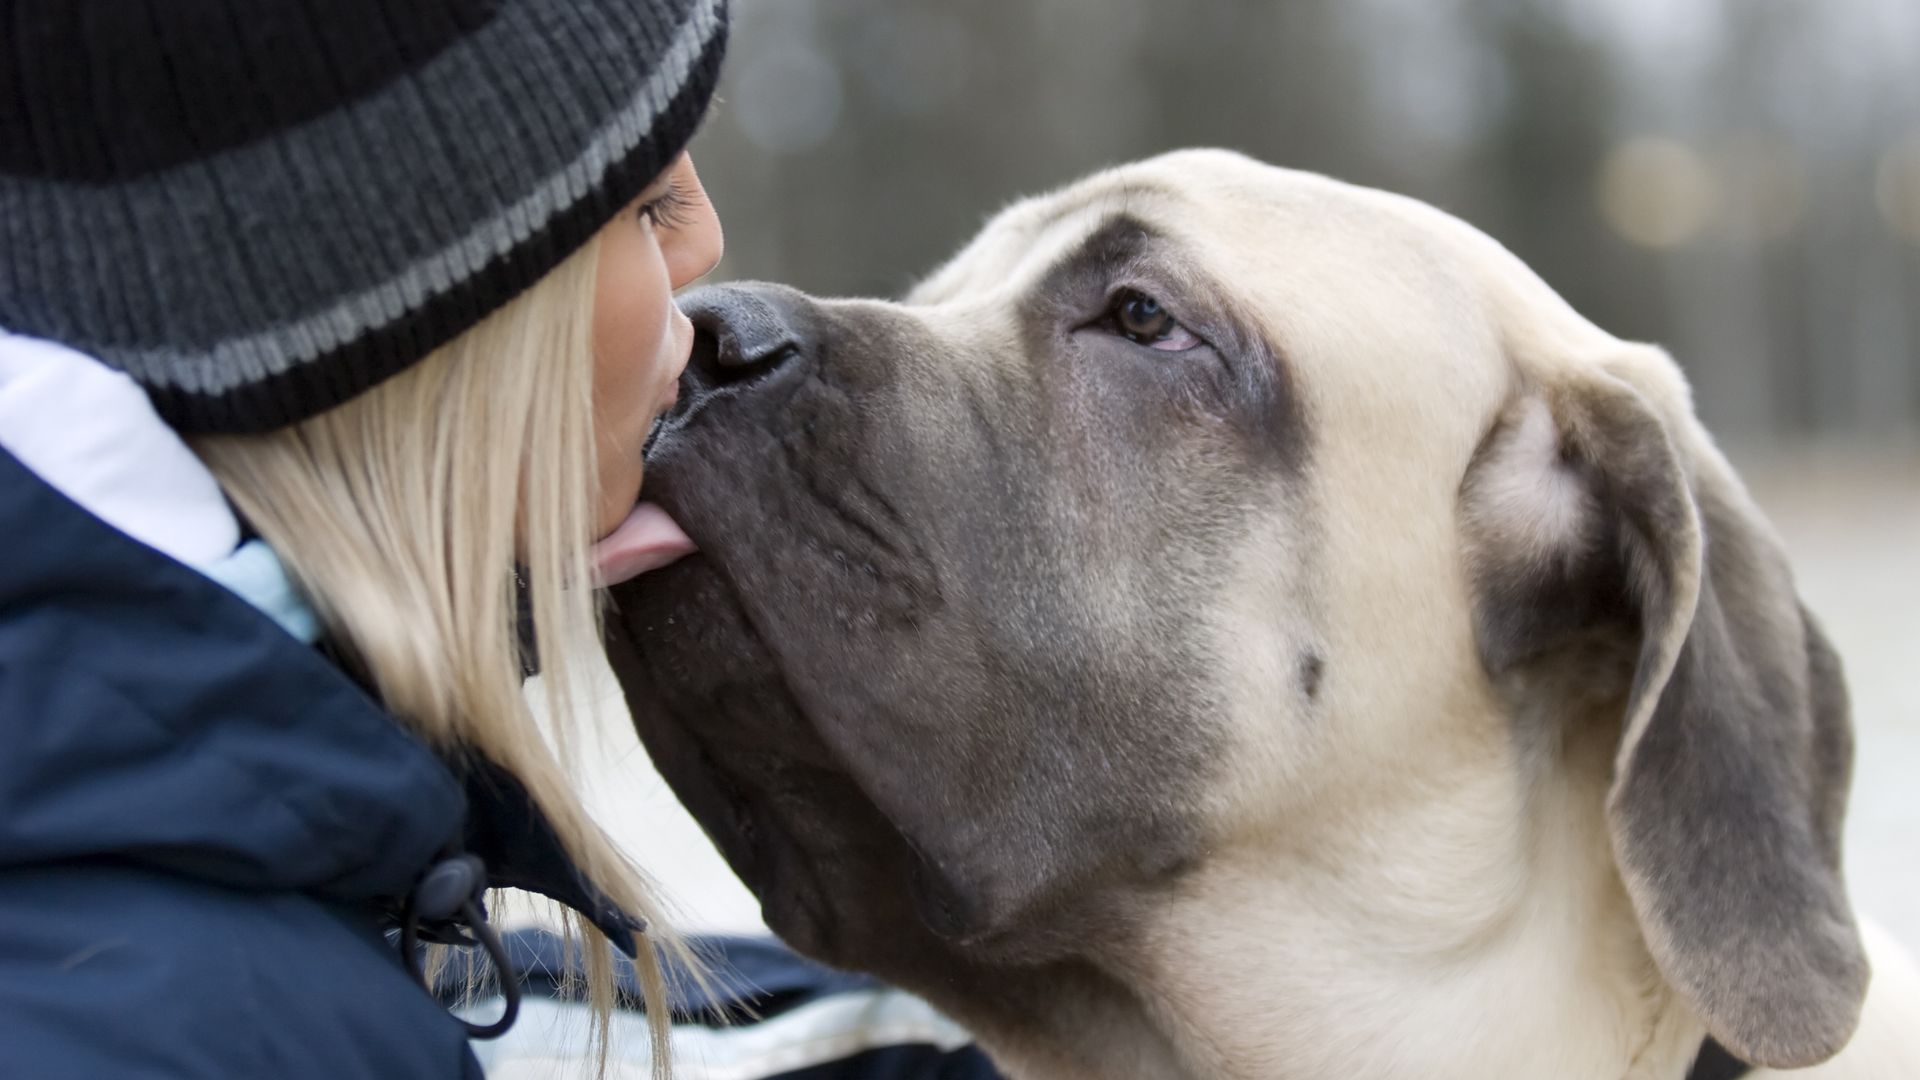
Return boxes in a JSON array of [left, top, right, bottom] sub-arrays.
[[609, 552, 950, 964]]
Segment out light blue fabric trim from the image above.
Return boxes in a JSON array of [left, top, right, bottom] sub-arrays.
[[198, 539, 321, 645]]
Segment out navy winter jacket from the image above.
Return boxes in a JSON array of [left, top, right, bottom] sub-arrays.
[[0, 441, 518, 1077], [0, 446, 1001, 1078]]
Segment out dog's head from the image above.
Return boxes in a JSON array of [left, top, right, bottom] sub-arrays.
[[605, 149, 1865, 1068]]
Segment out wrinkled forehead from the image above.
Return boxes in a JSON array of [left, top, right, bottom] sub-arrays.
[[905, 176, 1190, 305], [909, 152, 1500, 347], [907, 150, 1566, 517]]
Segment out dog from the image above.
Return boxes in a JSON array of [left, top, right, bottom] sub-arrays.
[[604, 150, 1920, 1079]]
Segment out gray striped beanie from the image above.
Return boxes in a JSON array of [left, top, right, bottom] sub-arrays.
[[0, 0, 728, 433]]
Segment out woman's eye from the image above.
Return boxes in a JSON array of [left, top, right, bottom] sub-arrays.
[[1109, 290, 1203, 352], [637, 182, 696, 229]]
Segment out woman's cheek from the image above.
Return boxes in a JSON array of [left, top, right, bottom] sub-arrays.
[[607, 306, 683, 517]]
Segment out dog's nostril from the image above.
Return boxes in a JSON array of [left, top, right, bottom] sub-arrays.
[[717, 331, 798, 371], [687, 321, 721, 375], [683, 284, 806, 381]]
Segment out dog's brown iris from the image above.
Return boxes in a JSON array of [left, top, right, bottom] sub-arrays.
[[1114, 290, 1177, 343]]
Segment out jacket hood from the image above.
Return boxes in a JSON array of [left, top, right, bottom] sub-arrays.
[[0, 447, 640, 949]]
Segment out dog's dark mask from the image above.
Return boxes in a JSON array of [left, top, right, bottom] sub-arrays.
[[603, 244, 1295, 974]]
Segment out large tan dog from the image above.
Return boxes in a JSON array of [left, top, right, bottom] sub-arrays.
[[605, 150, 1920, 1079]]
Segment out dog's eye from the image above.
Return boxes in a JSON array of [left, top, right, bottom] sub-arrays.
[[1109, 290, 1203, 352]]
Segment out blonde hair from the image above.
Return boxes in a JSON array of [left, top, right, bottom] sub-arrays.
[[194, 234, 682, 1075]]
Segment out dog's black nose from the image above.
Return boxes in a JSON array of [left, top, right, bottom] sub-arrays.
[[679, 284, 804, 380]]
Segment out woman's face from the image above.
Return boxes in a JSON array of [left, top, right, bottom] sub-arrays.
[[589, 153, 722, 547]]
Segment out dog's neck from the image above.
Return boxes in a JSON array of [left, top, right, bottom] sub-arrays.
[[967, 714, 1710, 1080]]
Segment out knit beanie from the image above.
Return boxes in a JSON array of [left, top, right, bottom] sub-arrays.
[[0, 0, 728, 433]]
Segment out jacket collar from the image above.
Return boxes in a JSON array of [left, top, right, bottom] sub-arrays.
[[457, 753, 644, 955]]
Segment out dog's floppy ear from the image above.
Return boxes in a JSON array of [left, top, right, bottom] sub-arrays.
[[1461, 355, 1867, 1068]]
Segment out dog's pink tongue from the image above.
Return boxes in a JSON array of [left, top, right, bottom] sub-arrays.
[[592, 502, 697, 586]]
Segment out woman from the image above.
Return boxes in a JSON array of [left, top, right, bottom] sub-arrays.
[[0, 1, 989, 1076]]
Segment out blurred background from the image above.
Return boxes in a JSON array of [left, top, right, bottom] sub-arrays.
[[687, 0, 1920, 443], [576, 0, 1919, 962]]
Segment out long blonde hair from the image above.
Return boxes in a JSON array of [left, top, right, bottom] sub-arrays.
[[194, 233, 681, 1074]]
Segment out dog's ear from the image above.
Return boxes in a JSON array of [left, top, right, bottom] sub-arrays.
[[1460, 355, 1867, 1068]]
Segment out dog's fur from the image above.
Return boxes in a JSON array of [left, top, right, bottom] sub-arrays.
[[606, 150, 1920, 1079]]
